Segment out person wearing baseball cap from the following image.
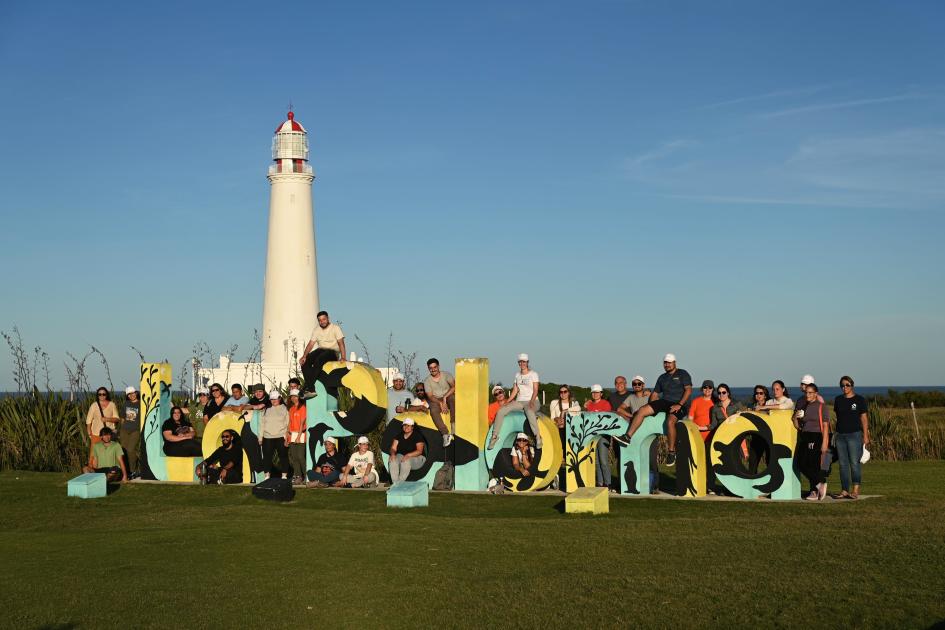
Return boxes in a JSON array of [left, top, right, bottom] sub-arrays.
[[688, 380, 716, 441], [585, 384, 614, 489], [307, 436, 344, 487], [339, 436, 379, 488], [488, 385, 509, 426], [287, 389, 307, 484], [490, 354, 542, 450], [510, 433, 535, 479], [387, 372, 413, 424], [615, 376, 660, 493], [119, 385, 142, 478], [620, 353, 692, 469], [259, 391, 290, 480], [389, 418, 426, 484], [795, 374, 824, 413]]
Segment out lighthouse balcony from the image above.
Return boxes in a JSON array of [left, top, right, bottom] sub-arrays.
[[269, 163, 313, 175]]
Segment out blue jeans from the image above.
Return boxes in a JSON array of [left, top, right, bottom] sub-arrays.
[[307, 469, 341, 484], [595, 436, 611, 487], [835, 431, 863, 491]]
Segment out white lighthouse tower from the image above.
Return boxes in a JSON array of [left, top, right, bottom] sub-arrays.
[[261, 110, 319, 365]]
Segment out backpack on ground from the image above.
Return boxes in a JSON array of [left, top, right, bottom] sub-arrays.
[[433, 461, 454, 491]]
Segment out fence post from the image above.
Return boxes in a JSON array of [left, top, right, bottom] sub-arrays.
[[911, 402, 919, 440]]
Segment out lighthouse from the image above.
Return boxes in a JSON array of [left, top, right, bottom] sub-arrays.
[[261, 111, 319, 364]]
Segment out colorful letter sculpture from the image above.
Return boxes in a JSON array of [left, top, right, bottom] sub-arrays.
[[305, 360, 388, 471], [566, 486, 609, 514], [616, 414, 664, 496], [564, 412, 628, 492], [674, 420, 707, 497], [453, 358, 490, 491], [202, 411, 254, 484], [139, 362, 172, 481], [483, 411, 562, 492], [709, 410, 800, 500]]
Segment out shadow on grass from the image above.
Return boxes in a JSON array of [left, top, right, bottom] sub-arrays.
[[38, 624, 79, 630], [106, 483, 122, 496]]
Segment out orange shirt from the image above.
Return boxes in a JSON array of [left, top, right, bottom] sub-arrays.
[[288, 406, 307, 442], [689, 397, 715, 439], [488, 402, 500, 425]]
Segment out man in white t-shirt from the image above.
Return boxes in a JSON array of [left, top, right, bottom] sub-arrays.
[[298, 310, 347, 396], [339, 436, 378, 488], [489, 354, 542, 449]]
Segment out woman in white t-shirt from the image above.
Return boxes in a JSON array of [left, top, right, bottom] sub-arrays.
[[339, 436, 378, 488], [510, 433, 536, 478], [761, 380, 796, 411]]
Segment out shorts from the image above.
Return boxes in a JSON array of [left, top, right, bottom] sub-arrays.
[[649, 399, 687, 418]]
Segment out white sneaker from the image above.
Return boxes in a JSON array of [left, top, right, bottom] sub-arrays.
[[805, 490, 819, 501], [442, 433, 453, 447]]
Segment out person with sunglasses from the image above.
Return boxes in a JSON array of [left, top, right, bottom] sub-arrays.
[[550, 385, 580, 489], [688, 380, 717, 441], [707, 384, 741, 494], [751, 385, 770, 411], [196, 429, 243, 484], [621, 354, 692, 467], [615, 376, 660, 493], [488, 385, 510, 426], [509, 433, 536, 479], [833, 376, 870, 499], [584, 385, 613, 488], [203, 383, 228, 421], [86, 387, 120, 447], [489, 354, 541, 450]]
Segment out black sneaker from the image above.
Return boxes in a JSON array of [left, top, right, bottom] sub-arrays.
[[665, 451, 677, 466]]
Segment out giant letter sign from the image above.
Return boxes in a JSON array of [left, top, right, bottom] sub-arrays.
[[563, 412, 628, 492], [709, 410, 800, 500], [139, 362, 173, 481]]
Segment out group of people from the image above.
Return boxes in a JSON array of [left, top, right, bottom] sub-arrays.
[[82, 307, 871, 500]]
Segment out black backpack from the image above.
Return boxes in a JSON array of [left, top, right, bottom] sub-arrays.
[[433, 461, 454, 491]]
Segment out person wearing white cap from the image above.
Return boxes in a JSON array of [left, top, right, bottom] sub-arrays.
[[287, 389, 308, 484], [118, 385, 142, 478], [584, 384, 614, 488], [488, 385, 509, 425], [795, 374, 824, 412], [489, 354, 542, 449], [510, 433, 536, 479], [615, 376, 660, 491], [424, 358, 456, 447], [306, 437, 344, 487], [620, 354, 692, 468], [259, 391, 289, 480], [386, 372, 413, 424], [339, 436, 379, 488], [794, 383, 831, 501], [389, 418, 426, 483]]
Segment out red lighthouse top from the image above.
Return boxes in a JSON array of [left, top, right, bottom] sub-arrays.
[[275, 111, 305, 134]]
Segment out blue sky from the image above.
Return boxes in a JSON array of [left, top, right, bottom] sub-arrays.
[[1, 1, 944, 390]]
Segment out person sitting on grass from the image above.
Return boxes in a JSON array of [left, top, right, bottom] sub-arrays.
[[337, 436, 379, 488], [509, 433, 535, 479], [389, 418, 426, 484], [196, 429, 243, 484], [82, 427, 127, 482], [306, 437, 344, 487], [162, 406, 203, 457]]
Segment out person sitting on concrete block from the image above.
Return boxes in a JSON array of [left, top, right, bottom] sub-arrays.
[[82, 427, 127, 482]]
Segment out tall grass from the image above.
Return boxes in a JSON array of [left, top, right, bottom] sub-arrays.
[[0, 391, 87, 472], [868, 405, 945, 461]]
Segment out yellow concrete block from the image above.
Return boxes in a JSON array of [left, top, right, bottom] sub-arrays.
[[566, 486, 610, 514], [166, 455, 199, 482]]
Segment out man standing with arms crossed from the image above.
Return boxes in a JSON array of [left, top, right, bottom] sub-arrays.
[[298, 311, 346, 397], [489, 354, 542, 450], [621, 354, 692, 467]]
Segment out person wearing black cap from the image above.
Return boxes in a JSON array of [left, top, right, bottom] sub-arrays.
[[242, 384, 272, 412]]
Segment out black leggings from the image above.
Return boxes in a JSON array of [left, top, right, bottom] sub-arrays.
[[796, 432, 825, 490], [163, 439, 202, 457], [261, 438, 289, 475]]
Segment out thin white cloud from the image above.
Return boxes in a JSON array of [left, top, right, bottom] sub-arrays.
[[695, 84, 834, 110], [759, 93, 921, 119], [623, 139, 694, 170], [662, 193, 893, 209]]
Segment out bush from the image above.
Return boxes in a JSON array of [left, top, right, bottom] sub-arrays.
[[0, 390, 87, 472]]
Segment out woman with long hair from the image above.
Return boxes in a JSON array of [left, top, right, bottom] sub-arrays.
[[162, 406, 203, 457], [550, 385, 580, 489], [86, 387, 120, 446], [286, 389, 307, 484]]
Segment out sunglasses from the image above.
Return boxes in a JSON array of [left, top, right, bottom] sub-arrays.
[[840, 383, 853, 388], [718, 391, 729, 396], [702, 386, 713, 390], [632, 382, 643, 386]]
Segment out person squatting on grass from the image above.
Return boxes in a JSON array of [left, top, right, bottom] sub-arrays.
[[259, 392, 289, 480], [196, 429, 243, 484], [338, 436, 379, 488], [389, 418, 426, 483], [794, 383, 831, 501], [490, 353, 542, 450], [83, 427, 127, 482], [306, 437, 344, 487], [833, 376, 870, 499], [162, 406, 202, 457]]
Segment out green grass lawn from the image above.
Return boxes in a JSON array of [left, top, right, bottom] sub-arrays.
[[2, 462, 944, 629]]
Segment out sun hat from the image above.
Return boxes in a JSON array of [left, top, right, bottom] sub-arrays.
[[591, 384, 603, 393], [801, 374, 816, 385], [289, 388, 300, 396], [517, 353, 529, 362], [664, 353, 676, 362], [860, 446, 871, 464], [269, 391, 281, 399], [403, 418, 415, 426], [357, 436, 369, 445], [515, 432, 529, 441]]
